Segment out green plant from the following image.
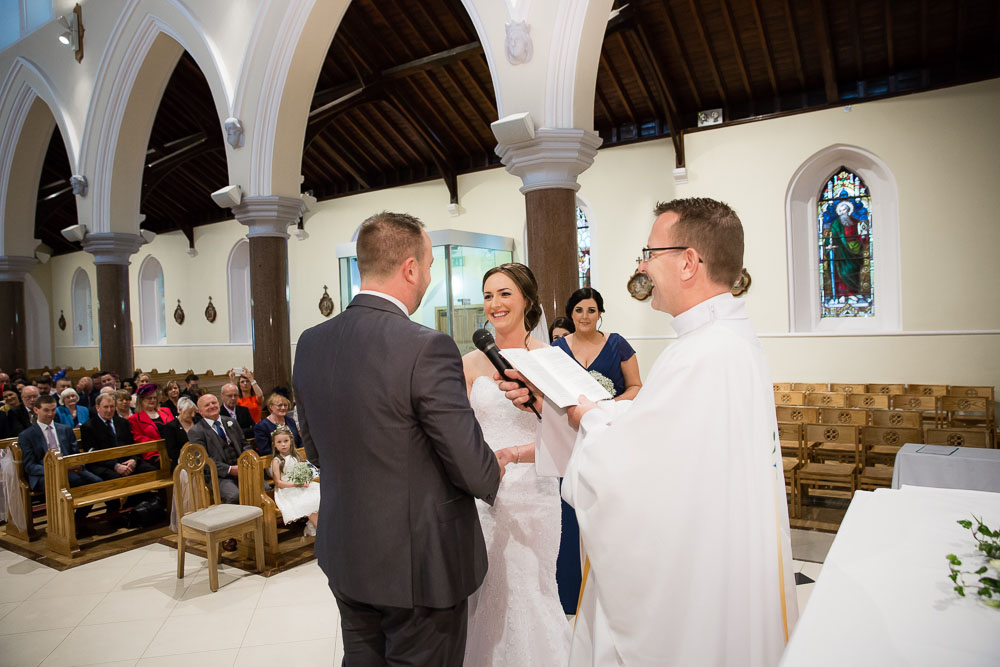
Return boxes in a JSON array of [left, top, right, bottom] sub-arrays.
[[946, 516, 1000, 607]]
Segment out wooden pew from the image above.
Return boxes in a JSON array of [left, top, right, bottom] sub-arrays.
[[237, 447, 314, 566], [43, 440, 172, 557], [1, 437, 42, 541]]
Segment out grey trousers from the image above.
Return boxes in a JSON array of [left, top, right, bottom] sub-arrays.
[[218, 477, 240, 504]]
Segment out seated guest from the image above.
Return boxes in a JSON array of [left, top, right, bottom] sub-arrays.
[[128, 384, 173, 463], [8, 385, 39, 434], [55, 388, 89, 427], [187, 393, 249, 504], [19, 394, 102, 506], [179, 374, 204, 403], [54, 377, 73, 396], [114, 389, 133, 420], [75, 376, 96, 410], [36, 377, 55, 398], [135, 372, 151, 386], [548, 316, 575, 342], [81, 393, 155, 480], [1, 388, 18, 413], [219, 383, 255, 441], [162, 396, 199, 468], [231, 367, 264, 422], [121, 378, 136, 395], [553, 287, 643, 401], [160, 380, 181, 417], [253, 392, 302, 455]]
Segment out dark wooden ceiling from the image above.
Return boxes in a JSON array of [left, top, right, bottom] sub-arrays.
[[34, 0, 1000, 256]]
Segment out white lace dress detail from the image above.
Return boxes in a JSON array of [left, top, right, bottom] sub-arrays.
[[464, 376, 572, 666]]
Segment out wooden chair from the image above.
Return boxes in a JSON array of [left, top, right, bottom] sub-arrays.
[[857, 465, 894, 491], [792, 382, 827, 393], [867, 384, 905, 395], [848, 393, 890, 410], [797, 442, 860, 507], [174, 443, 264, 592], [862, 426, 922, 466], [777, 422, 805, 461], [938, 396, 993, 432], [805, 392, 848, 408], [819, 407, 868, 426], [904, 384, 948, 396], [870, 409, 922, 429], [948, 386, 996, 400], [924, 428, 991, 449], [782, 457, 800, 518], [891, 394, 938, 424], [806, 424, 861, 465], [775, 406, 820, 425], [829, 383, 867, 394], [772, 382, 793, 392], [774, 391, 806, 407]]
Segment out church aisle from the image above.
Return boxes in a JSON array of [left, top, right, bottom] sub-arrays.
[[0, 534, 827, 666]]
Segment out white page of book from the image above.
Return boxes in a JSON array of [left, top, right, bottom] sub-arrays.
[[501, 347, 612, 408]]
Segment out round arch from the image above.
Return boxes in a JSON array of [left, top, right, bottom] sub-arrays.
[[227, 238, 251, 344], [137, 255, 167, 345], [71, 267, 94, 347]]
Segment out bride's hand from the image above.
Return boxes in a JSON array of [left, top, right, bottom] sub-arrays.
[[495, 448, 514, 469]]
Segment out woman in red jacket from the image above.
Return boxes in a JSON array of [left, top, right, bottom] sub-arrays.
[[129, 384, 173, 462]]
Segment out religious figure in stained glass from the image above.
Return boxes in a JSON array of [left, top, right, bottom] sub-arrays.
[[818, 168, 874, 317], [576, 206, 591, 288]]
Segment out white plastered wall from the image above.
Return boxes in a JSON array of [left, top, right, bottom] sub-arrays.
[[41, 79, 1000, 390]]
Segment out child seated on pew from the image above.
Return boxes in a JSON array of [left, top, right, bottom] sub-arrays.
[[269, 426, 319, 537]]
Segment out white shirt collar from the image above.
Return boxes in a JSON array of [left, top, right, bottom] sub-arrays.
[[359, 290, 410, 316], [670, 292, 746, 337]]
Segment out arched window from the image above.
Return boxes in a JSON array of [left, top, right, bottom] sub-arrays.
[[786, 144, 900, 333], [817, 168, 874, 318], [228, 239, 251, 344], [576, 201, 592, 288], [71, 268, 93, 346], [138, 256, 166, 345]]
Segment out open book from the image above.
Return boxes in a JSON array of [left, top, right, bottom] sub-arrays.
[[500, 347, 612, 408]]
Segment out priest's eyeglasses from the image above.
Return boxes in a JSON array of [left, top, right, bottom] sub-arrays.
[[641, 246, 704, 262]]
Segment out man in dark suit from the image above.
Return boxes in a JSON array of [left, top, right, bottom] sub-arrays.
[[187, 393, 249, 504], [7, 384, 39, 435], [219, 383, 255, 442], [80, 393, 154, 480], [19, 394, 102, 497], [179, 374, 204, 403], [294, 212, 502, 665], [0, 406, 9, 439]]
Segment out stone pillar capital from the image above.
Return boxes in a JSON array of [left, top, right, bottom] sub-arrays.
[[0, 255, 38, 281], [495, 127, 602, 194], [233, 196, 305, 239], [82, 233, 144, 265]]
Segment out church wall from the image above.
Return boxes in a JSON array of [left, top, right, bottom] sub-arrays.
[[43, 79, 999, 391]]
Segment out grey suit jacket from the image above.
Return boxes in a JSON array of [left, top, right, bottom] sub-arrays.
[[294, 293, 501, 609], [186, 416, 248, 481]]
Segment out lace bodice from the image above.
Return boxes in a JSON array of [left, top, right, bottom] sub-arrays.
[[469, 375, 538, 453]]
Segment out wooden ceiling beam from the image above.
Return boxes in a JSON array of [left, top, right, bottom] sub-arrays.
[[412, 0, 451, 49], [455, 60, 497, 118], [419, 70, 483, 145], [348, 109, 407, 165], [329, 124, 388, 174], [658, 0, 703, 108], [720, 0, 754, 100], [367, 1, 417, 60], [595, 86, 614, 125], [600, 51, 638, 125], [811, 0, 840, 103], [616, 31, 660, 118], [380, 95, 459, 205], [373, 107, 427, 164], [440, 66, 492, 131], [686, 0, 729, 106], [749, 0, 779, 97], [141, 144, 224, 198], [632, 17, 685, 168], [781, 0, 806, 91], [884, 0, 894, 71], [401, 78, 472, 158], [382, 42, 482, 81], [848, 0, 864, 79], [315, 133, 372, 189]]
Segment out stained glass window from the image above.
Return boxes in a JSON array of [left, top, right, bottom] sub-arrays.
[[817, 167, 874, 318], [576, 206, 591, 288]]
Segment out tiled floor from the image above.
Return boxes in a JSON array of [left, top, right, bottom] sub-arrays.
[[0, 530, 827, 666]]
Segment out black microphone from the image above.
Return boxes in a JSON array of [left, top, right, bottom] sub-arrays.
[[472, 328, 541, 421]]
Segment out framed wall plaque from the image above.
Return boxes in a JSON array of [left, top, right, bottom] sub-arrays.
[[205, 296, 217, 323], [174, 299, 185, 325], [319, 285, 335, 317]]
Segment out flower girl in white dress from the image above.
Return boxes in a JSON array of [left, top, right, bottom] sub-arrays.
[[461, 263, 571, 666], [269, 426, 319, 536]]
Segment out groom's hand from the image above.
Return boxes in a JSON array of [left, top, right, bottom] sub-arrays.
[[568, 395, 598, 430], [495, 369, 543, 414]]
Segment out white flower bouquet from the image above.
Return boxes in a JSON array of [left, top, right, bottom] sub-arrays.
[[285, 461, 314, 485], [589, 370, 617, 397]]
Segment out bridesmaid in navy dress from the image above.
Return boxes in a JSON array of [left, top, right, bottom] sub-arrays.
[[551, 287, 642, 612]]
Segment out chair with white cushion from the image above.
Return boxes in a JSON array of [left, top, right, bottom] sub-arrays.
[[174, 443, 264, 591]]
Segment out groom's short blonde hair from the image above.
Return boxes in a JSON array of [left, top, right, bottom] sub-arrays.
[[356, 211, 426, 281]]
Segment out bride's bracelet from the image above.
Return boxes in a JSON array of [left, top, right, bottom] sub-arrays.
[[515, 445, 521, 464]]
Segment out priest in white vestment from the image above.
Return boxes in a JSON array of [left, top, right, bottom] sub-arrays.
[[505, 198, 798, 666]]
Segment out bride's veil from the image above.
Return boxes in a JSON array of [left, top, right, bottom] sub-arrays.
[[0, 445, 25, 532]]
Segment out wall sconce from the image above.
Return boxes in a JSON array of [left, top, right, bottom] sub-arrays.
[[57, 4, 84, 63]]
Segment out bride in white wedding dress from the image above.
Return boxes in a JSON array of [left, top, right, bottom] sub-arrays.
[[462, 263, 572, 666]]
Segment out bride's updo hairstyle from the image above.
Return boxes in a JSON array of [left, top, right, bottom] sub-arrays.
[[482, 263, 542, 336]]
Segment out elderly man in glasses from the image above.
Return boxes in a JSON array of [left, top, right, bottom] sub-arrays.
[[502, 197, 798, 666]]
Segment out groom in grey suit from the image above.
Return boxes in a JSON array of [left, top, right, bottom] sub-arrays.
[[294, 211, 502, 665]]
